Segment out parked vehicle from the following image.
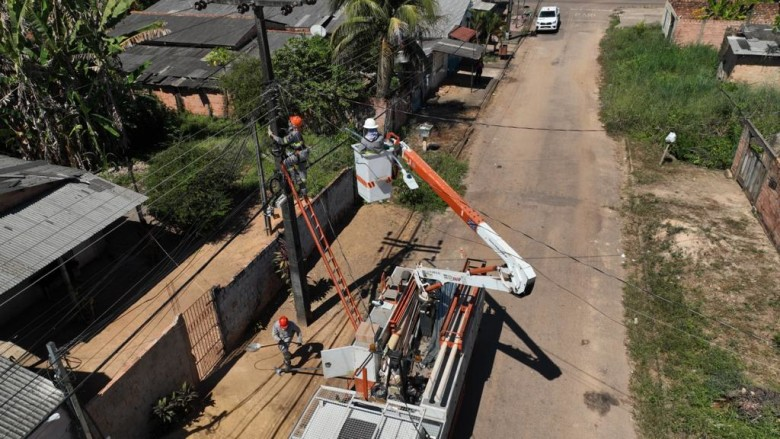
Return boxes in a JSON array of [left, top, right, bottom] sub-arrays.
[[536, 6, 561, 32]]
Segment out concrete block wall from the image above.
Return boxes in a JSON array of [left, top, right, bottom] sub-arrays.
[[295, 168, 357, 258], [86, 316, 199, 439], [214, 240, 282, 350]]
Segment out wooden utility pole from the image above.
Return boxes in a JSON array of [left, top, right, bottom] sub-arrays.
[[205, 0, 311, 324]]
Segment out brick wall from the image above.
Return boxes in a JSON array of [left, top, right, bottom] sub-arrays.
[[673, 18, 742, 47], [730, 64, 780, 88], [151, 89, 229, 117]]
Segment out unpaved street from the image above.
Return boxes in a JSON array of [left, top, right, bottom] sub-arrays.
[[416, 4, 641, 438]]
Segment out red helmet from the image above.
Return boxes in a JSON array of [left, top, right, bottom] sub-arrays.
[[289, 115, 303, 128], [279, 316, 289, 328]]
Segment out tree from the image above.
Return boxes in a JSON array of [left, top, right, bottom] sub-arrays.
[[471, 10, 504, 52], [218, 56, 266, 122], [328, 0, 440, 98], [145, 139, 240, 236], [272, 36, 368, 134], [0, 0, 155, 169]]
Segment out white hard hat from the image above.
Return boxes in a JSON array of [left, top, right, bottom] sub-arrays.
[[363, 118, 379, 130]]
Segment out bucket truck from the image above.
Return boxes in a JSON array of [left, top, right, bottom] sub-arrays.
[[288, 133, 536, 439]]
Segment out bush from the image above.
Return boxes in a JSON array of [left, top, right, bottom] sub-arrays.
[[145, 138, 241, 236], [395, 151, 468, 213], [151, 382, 198, 432]]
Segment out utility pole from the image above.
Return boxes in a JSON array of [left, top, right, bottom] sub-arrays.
[[46, 342, 93, 439], [200, 0, 311, 324]]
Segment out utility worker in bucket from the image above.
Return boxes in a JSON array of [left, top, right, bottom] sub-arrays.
[[272, 315, 303, 372], [360, 117, 385, 153], [269, 115, 310, 196]]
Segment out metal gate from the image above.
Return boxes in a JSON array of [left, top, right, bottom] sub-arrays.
[[736, 147, 767, 202], [182, 290, 225, 379]]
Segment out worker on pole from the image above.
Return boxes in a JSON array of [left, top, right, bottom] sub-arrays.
[[269, 115, 310, 196], [272, 315, 303, 372]]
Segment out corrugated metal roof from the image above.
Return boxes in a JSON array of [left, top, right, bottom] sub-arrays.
[[110, 13, 255, 48], [0, 356, 64, 439], [426, 38, 485, 60], [0, 156, 147, 296], [427, 0, 471, 39], [120, 44, 224, 89]]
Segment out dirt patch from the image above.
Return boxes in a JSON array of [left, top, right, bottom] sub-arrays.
[[628, 140, 780, 385], [403, 102, 479, 157], [716, 387, 780, 423]]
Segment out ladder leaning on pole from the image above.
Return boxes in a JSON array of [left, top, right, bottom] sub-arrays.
[[279, 165, 363, 330]]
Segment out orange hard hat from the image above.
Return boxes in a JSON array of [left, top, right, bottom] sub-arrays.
[[289, 115, 303, 128], [279, 316, 289, 328]]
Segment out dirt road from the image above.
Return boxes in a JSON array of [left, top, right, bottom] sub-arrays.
[[415, 4, 638, 438]]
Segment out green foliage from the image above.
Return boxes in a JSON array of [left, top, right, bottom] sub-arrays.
[[170, 112, 243, 141], [329, 0, 440, 97], [151, 382, 198, 432], [145, 138, 241, 236], [395, 151, 468, 212], [0, 0, 143, 168], [219, 56, 267, 122], [599, 23, 780, 169], [703, 0, 761, 20], [303, 131, 355, 195], [774, 13, 780, 33], [624, 194, 779, 437], [471, 10, 505, 48], [205, 47, 236, 67], [272, 37, 369, 135], [774, 333, 780, 352]]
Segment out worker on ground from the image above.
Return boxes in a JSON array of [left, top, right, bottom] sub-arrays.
[[272, 315, 303, 372], [360, 118, 384, 152], [269, 115, 310, 196]]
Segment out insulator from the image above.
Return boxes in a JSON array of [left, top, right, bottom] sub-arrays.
[[304, 0, 317, 5], [194, 1, 206, 11], [281, 5, 293, 15]]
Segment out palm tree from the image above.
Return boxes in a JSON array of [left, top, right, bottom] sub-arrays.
[[328, 0, 440, 98], [471, 10, 504, 52]]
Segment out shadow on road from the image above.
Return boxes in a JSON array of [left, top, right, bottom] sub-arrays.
[[453, 293, 561, 438]]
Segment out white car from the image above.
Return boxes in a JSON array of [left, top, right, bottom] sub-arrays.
[[536, 6, 561, 32]]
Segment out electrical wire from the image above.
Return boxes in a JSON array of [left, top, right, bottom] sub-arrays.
[[0, 131, 253, 383]]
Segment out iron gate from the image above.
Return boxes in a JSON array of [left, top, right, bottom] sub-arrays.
[[736, 146, 767, 202], [182, 290, 225, 379]]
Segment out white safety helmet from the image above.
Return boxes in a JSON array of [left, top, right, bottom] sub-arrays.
[[363, 118, 379, 130]]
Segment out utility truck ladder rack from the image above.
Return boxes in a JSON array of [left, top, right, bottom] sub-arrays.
[[280, 165, 363, 330]]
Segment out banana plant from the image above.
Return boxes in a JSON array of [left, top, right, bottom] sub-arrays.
[[0, 0, 157, 168]]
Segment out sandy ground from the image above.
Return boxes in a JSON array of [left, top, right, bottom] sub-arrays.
[[178, 203, 429, 438]]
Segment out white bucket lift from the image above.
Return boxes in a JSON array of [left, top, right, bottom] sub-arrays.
[[353, 144, 394, 203]]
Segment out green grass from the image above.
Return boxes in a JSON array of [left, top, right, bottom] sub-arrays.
[[599, 23, 780, 169], [394, 150, 468, 213], [624, 194, 779, 438], [606, 23, 780, 437]]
